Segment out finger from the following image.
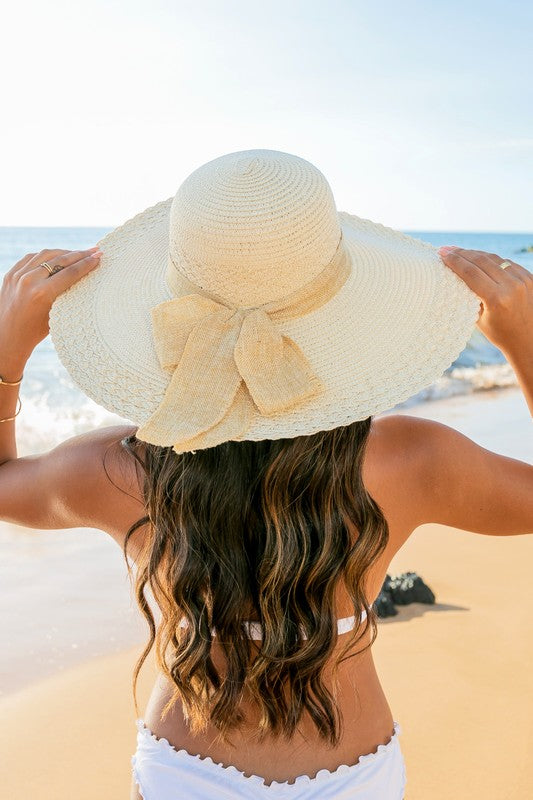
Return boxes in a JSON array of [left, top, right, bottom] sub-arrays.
[[4, 252, 39, 279], [439, 248, 500, 302], [25, 248, 100, 281], [45, 250, 102, 297], [13, 248, 73, 279], [487, 254, 533, 284], [451, 248, 528, 286]]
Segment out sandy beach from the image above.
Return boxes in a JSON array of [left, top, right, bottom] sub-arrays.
[[1, 386, 531, 800]]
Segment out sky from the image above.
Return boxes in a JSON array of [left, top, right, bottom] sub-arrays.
[[1, 0, 531, 231]]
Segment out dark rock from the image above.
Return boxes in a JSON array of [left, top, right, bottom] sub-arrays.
[[374, 589, 398, 618], [387, 571, 436, 605]]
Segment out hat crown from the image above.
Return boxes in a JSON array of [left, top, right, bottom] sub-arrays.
[[168, 149, 342, 307]]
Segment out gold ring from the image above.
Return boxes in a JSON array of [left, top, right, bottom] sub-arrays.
[[39, 261, 55, 275], [499, 260, 512, 270]]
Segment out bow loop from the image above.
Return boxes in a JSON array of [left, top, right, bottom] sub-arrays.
[[150, 294, 224, 370]]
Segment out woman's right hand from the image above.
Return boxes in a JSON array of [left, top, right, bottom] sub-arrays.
[[438, 246, 533, 358]]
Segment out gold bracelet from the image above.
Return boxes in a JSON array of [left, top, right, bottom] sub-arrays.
[[0, 396, 22, 422], [0, 372, 24, 387]]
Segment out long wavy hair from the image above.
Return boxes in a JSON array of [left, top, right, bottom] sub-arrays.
[[118, 417, 389, 747]]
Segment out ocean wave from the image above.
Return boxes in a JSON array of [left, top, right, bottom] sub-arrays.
[[16, 393, 131, 456], [394, 363, 519, 409]]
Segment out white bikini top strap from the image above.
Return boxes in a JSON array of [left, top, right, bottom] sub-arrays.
[[179, 609, 368, 640]]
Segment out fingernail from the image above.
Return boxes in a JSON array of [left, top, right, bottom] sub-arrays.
[[438, 245, 458, 253], [88, 246, 100, 252], [90, 251, 102, 259]]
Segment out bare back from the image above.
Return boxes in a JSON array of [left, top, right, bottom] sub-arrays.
[[133, 416, 419, 791]]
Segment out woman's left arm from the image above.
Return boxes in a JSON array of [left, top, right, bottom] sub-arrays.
[[0, 247, 145, 543]]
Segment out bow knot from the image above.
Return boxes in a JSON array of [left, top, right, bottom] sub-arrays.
[[136, 237, 352, 453]]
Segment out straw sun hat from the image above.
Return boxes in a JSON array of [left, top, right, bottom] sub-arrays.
[[49, 149, 481, 454]]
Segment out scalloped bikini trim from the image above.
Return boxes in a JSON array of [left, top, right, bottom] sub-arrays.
[[132, 718, 402, 790]]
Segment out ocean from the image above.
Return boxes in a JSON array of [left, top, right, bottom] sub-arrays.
[[0, 225, 531, 697]]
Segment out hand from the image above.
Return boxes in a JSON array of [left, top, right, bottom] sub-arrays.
[[0, 247, 102, 365], [438, 246, 533, 358]]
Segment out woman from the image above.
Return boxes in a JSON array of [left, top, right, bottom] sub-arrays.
[[0, 150, 531, 800]]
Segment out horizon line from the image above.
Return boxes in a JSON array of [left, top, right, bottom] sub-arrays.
[[0, 225, 532, 236]]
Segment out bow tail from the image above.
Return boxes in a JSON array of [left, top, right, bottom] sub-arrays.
[[137, 311, 253, 450], [234, 309, 325, 416]]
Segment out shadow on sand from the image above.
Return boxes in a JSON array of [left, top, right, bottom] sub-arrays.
[[377, 601, 469, 624]]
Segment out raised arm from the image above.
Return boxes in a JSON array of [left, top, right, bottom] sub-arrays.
[[0, 247, 103, 464], [0, 424, 145, 540], [0, 248, 147, 554], [407, 245, 533, 537]]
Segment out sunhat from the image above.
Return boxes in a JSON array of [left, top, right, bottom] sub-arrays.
[[49, 148, 481, 454]]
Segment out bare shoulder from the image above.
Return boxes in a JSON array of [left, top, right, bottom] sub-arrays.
[[365, 412, 459, 473], [366, 412, 430, 455], [362, 414, 432, 548], [0, 424, 148, 551], [72, 424, 144, 496], [365, 412, 533, 540], [49, 424, 143, 497], [49, 424, 148, 543]]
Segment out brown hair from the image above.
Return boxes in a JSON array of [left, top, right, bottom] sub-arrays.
[[120, 417, 388, 747]]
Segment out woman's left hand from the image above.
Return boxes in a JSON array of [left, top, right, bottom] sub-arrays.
[[0, 247, 102, 365]]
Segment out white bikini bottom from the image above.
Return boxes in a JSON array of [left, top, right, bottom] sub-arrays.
[[131, 718, 406, 799]]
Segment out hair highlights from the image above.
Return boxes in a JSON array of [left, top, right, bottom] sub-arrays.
[[121, 418, 388, 746]]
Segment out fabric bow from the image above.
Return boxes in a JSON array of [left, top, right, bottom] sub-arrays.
[[136, 237, 351, 453]]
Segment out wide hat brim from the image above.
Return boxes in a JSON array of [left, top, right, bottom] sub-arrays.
[[49, 199, 481, 442]]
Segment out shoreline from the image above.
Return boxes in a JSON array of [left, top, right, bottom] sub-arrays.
[[0, 526, 147, 698]]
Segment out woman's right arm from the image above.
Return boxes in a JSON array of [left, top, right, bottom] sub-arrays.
[[408, 246, 533, 537]]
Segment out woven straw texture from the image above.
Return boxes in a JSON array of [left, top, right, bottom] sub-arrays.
[[49, 149, 481, 447]]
